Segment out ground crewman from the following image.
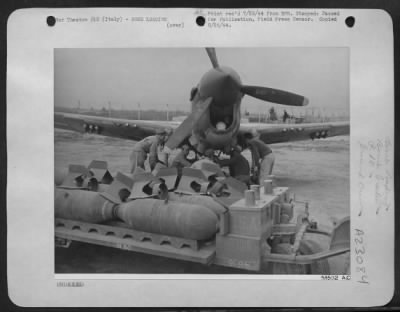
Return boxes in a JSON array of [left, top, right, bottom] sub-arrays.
[[243, 132, 275, 185], [170, 144, 194, 175], [129, 129, 169, 173], [217, 145, 251, 185]]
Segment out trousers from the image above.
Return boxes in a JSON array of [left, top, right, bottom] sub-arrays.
[[258, 153, 275, 185], [130, 151, 147, 173]]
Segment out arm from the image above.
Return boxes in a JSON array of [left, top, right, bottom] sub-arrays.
[[218, 157, 234, 168], [171, 152, 192, 168], [180, 155, 193, 167]]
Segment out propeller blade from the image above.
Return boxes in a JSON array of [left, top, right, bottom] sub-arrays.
[[241, 85, 309, 106], [205, 48, 219, 68], [165, 97, 213, 150]]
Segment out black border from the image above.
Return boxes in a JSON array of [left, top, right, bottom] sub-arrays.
[[1, 0, 399, 310]]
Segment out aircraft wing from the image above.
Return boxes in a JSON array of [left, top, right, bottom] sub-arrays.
[[55, 112, 180, 141], [239, 121, 350, 144]]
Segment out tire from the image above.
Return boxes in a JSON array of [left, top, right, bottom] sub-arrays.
[[298, 240, 330, 274], [270, 240, 330, 274], [270, 243, 307, 274]]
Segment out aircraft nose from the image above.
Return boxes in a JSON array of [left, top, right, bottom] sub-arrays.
[[198, 68, 241, 104]]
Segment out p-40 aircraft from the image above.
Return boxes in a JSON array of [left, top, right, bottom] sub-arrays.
[[55, 48, 349, 154]]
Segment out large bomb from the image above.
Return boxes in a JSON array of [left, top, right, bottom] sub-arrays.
[[117, 199, 218, 240], [168, 193, 226, 217], [55, 189, 219, 240], [54, 168, 68, 186], [55, 189, 116, 223]]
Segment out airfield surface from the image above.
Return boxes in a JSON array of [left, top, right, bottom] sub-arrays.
[[54, 129, 350, 274]]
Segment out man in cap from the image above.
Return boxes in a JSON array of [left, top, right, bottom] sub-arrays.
[[129, 128, 169, 173], [217, 145, 251, 185], [243, 132, 275, 185]]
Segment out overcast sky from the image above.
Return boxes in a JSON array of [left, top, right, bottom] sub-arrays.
[[55, 48, 349, 115]]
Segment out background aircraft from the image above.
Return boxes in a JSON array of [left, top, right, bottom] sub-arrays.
[[54, 48, 349, 154]]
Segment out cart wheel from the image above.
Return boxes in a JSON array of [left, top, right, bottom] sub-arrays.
[[270, 243, 307, 274], [298, 240, 330, 275]]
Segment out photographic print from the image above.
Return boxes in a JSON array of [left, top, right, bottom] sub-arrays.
[[7, 8, 394, 307], [54, 47, 350, 275]]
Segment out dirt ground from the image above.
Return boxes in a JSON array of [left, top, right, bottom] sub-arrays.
[[54, 129, 350, 274]]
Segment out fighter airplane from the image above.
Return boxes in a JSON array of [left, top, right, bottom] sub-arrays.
[[54, 48, 349, 154]]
